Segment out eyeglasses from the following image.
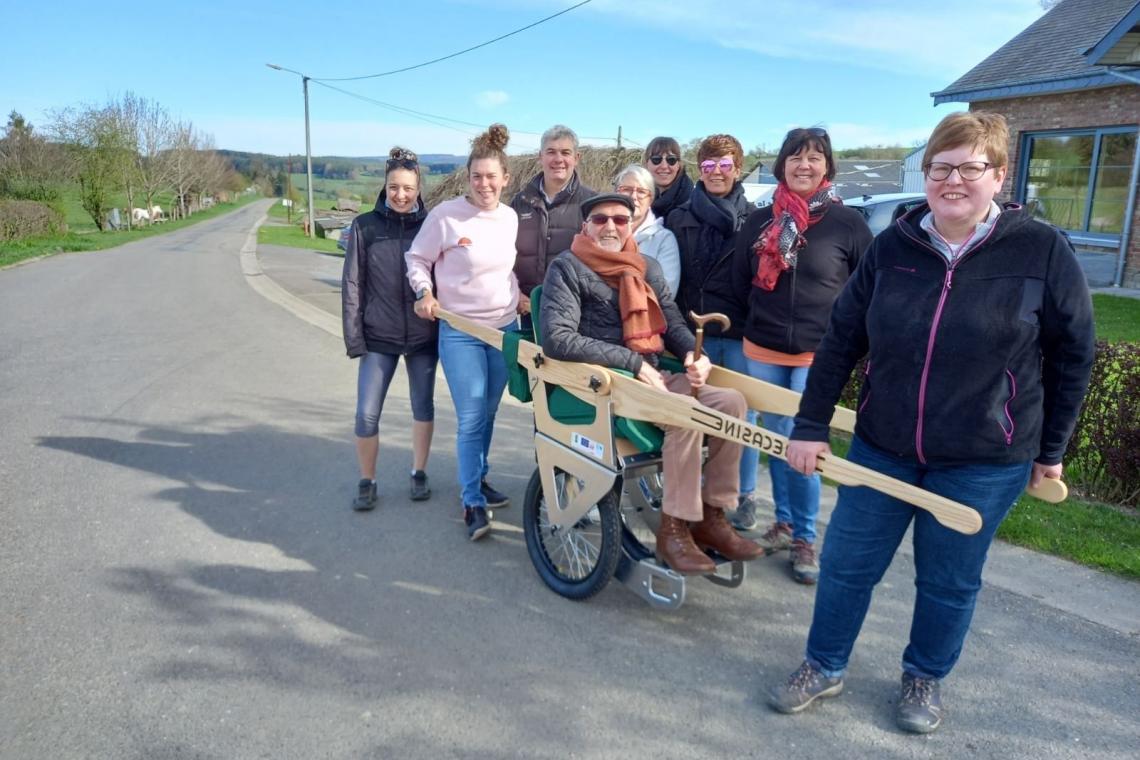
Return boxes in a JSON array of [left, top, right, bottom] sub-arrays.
[[588, 213, 631, 227], [616, 185, 652, 199], [699, 158, 736, 174], [648, 154, 679, 166], [387, 157, 418, 170], [923, 161, 994, 181]]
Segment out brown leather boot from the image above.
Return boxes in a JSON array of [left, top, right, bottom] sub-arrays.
[[691, 504, 764, 561], [656, 514, 716, 575]]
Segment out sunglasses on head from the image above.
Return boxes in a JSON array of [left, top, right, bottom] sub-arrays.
[[588, 213, 631, 227], [648, 154, 679, 166], [786, 127, 829, 141], [387, 157, 418, 170], [699, 158, 736, 174]]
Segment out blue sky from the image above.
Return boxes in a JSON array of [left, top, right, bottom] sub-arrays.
[[2, 0, 1048, 157]]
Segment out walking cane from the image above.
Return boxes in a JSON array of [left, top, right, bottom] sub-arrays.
[[688, 311, 731, 397]]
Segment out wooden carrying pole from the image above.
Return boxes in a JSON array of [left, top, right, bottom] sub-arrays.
[[434, 309, 1063, 524]]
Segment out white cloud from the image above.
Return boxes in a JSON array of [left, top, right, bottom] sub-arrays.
[[579, 0, 1044, 78], [475, 90, 510, 109]]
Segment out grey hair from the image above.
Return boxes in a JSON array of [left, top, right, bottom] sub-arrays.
[[613, 163, 654, 193], [540, 124, 580, 151]]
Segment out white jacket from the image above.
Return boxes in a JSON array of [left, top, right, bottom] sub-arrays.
[[634, 211, 681, 298]]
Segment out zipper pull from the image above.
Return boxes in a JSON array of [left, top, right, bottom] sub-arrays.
[[945, 269, 954, 290]]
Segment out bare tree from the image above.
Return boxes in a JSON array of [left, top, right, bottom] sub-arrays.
[[128, 94, 177, 221]]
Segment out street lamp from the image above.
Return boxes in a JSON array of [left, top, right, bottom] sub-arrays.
[[266, 63, 316, 238]]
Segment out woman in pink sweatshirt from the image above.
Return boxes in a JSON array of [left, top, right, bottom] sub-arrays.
[[407, 124, 520, 541]]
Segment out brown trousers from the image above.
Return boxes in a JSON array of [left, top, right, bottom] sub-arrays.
[[659, 372, 747, 521]]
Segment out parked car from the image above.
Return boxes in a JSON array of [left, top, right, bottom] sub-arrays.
[[843, 192, 926, 236]]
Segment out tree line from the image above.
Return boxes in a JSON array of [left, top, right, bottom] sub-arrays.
[[0, 93, 252, 232]]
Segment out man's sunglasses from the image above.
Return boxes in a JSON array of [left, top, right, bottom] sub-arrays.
[[648, 154, 679, 167], [588, 213, 631, 227]]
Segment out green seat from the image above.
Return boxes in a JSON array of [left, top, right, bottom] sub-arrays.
[[530, 285, 664, 454]]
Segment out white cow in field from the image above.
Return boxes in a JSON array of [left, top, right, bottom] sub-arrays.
[[150, 205, 166, 222], [131, 207, 150, 223]]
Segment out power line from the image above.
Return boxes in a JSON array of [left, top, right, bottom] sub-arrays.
[[311, 79, 631, 153], [313, 0, 594, 82]]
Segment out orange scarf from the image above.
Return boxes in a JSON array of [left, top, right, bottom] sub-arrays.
[[569, 233, 666, 354]]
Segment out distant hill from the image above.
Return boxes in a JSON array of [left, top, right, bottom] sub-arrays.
[[218, 149, 466, 180]]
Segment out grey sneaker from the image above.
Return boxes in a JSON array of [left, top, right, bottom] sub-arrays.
[[768, 660, 844, 714], [756, 521, 793, 554], [896, 672, 943, 734], [731, 493, 760, 531], [410, 470, 431, 501], [352, 479, 377, 511], [790, 538, 819, 584]]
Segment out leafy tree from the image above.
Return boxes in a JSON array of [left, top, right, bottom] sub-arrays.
[[51, 104, 132, 230]]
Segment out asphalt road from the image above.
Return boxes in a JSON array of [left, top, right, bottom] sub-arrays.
[[1, 200, 1137, 759]]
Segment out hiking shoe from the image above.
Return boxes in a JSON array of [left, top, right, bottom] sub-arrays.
[[480, 479, 509, 508], [756, 521, 794, 554], [464, 506, 491, 541], [896, 672, 943, 734], [352, 479, 377, 511], [790, 538, 819, 584], [768, 660, 844, 714], [410, 470, 431, 501], [731, 493, 760, 531]]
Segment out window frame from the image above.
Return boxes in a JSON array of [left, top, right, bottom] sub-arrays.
[[1016, 125, 1138, 246]]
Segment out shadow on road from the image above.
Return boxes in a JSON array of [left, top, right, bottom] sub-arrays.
[[35, 405, 1140, 756]]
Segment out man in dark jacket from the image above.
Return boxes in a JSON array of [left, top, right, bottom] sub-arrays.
[[512, 125, 596, 313], [540, 192, 763, 575]]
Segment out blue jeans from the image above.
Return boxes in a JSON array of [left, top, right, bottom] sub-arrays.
[[700, 335, 758, 495], [745, 358, 820, 542], [806, 435, 1032, 680], [437, 320, 511, 508]]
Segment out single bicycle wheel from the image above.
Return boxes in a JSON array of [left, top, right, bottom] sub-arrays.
[[523, 467, 622, 600]]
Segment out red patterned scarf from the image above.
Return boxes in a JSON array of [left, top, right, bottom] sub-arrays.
[[753, 180, 838, 291]]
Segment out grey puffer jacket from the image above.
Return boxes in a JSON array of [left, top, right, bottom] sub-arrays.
[[540, 250, 696, 375]]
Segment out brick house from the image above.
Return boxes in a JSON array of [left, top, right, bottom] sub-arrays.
[[932, 0, 1140, 287]]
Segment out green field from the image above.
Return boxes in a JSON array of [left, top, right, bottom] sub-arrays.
[[290, 171, 445, 207], [258, 219, 341, 254], [1, 193, 261, 268], [1091, 293, 1140, 342]]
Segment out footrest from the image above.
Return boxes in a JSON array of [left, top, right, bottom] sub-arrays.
[[704, 558, 746, 588], [615, 553, 686, 610]]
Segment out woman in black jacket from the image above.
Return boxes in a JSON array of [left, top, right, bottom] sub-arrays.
[[767, 112, 1094, 734], [341, 147, 436, 511], [731, 127, 872, 586], [666, 133, 759, 517]]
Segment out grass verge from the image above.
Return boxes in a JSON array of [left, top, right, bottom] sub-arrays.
[[997, 495, 1140, 579], [1092, 293, 1140, 342], [1, 194, 262, 268], [258, 222, 341, 254]]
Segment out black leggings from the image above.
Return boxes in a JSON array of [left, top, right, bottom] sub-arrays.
[[354, 350, 438, 437]]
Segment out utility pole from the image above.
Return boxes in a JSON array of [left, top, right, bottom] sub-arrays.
[[267, 63, 316, 238], [617, 125, 623, 149]]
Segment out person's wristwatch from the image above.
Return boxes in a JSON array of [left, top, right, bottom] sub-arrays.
[[415, 287, 431, 301]]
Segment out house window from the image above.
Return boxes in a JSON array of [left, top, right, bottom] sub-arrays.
[[1019, 127, 1137, 239]]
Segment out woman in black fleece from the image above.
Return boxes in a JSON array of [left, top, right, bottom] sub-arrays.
[[341, 147, 436, 511], [767, 112, 1095, 735]]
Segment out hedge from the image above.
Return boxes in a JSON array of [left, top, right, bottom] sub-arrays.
[[835, 343, 1139, 507], [0, 199, 66, 241]]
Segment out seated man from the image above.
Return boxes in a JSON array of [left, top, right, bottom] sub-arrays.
[[540, 193, 763, 574]]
